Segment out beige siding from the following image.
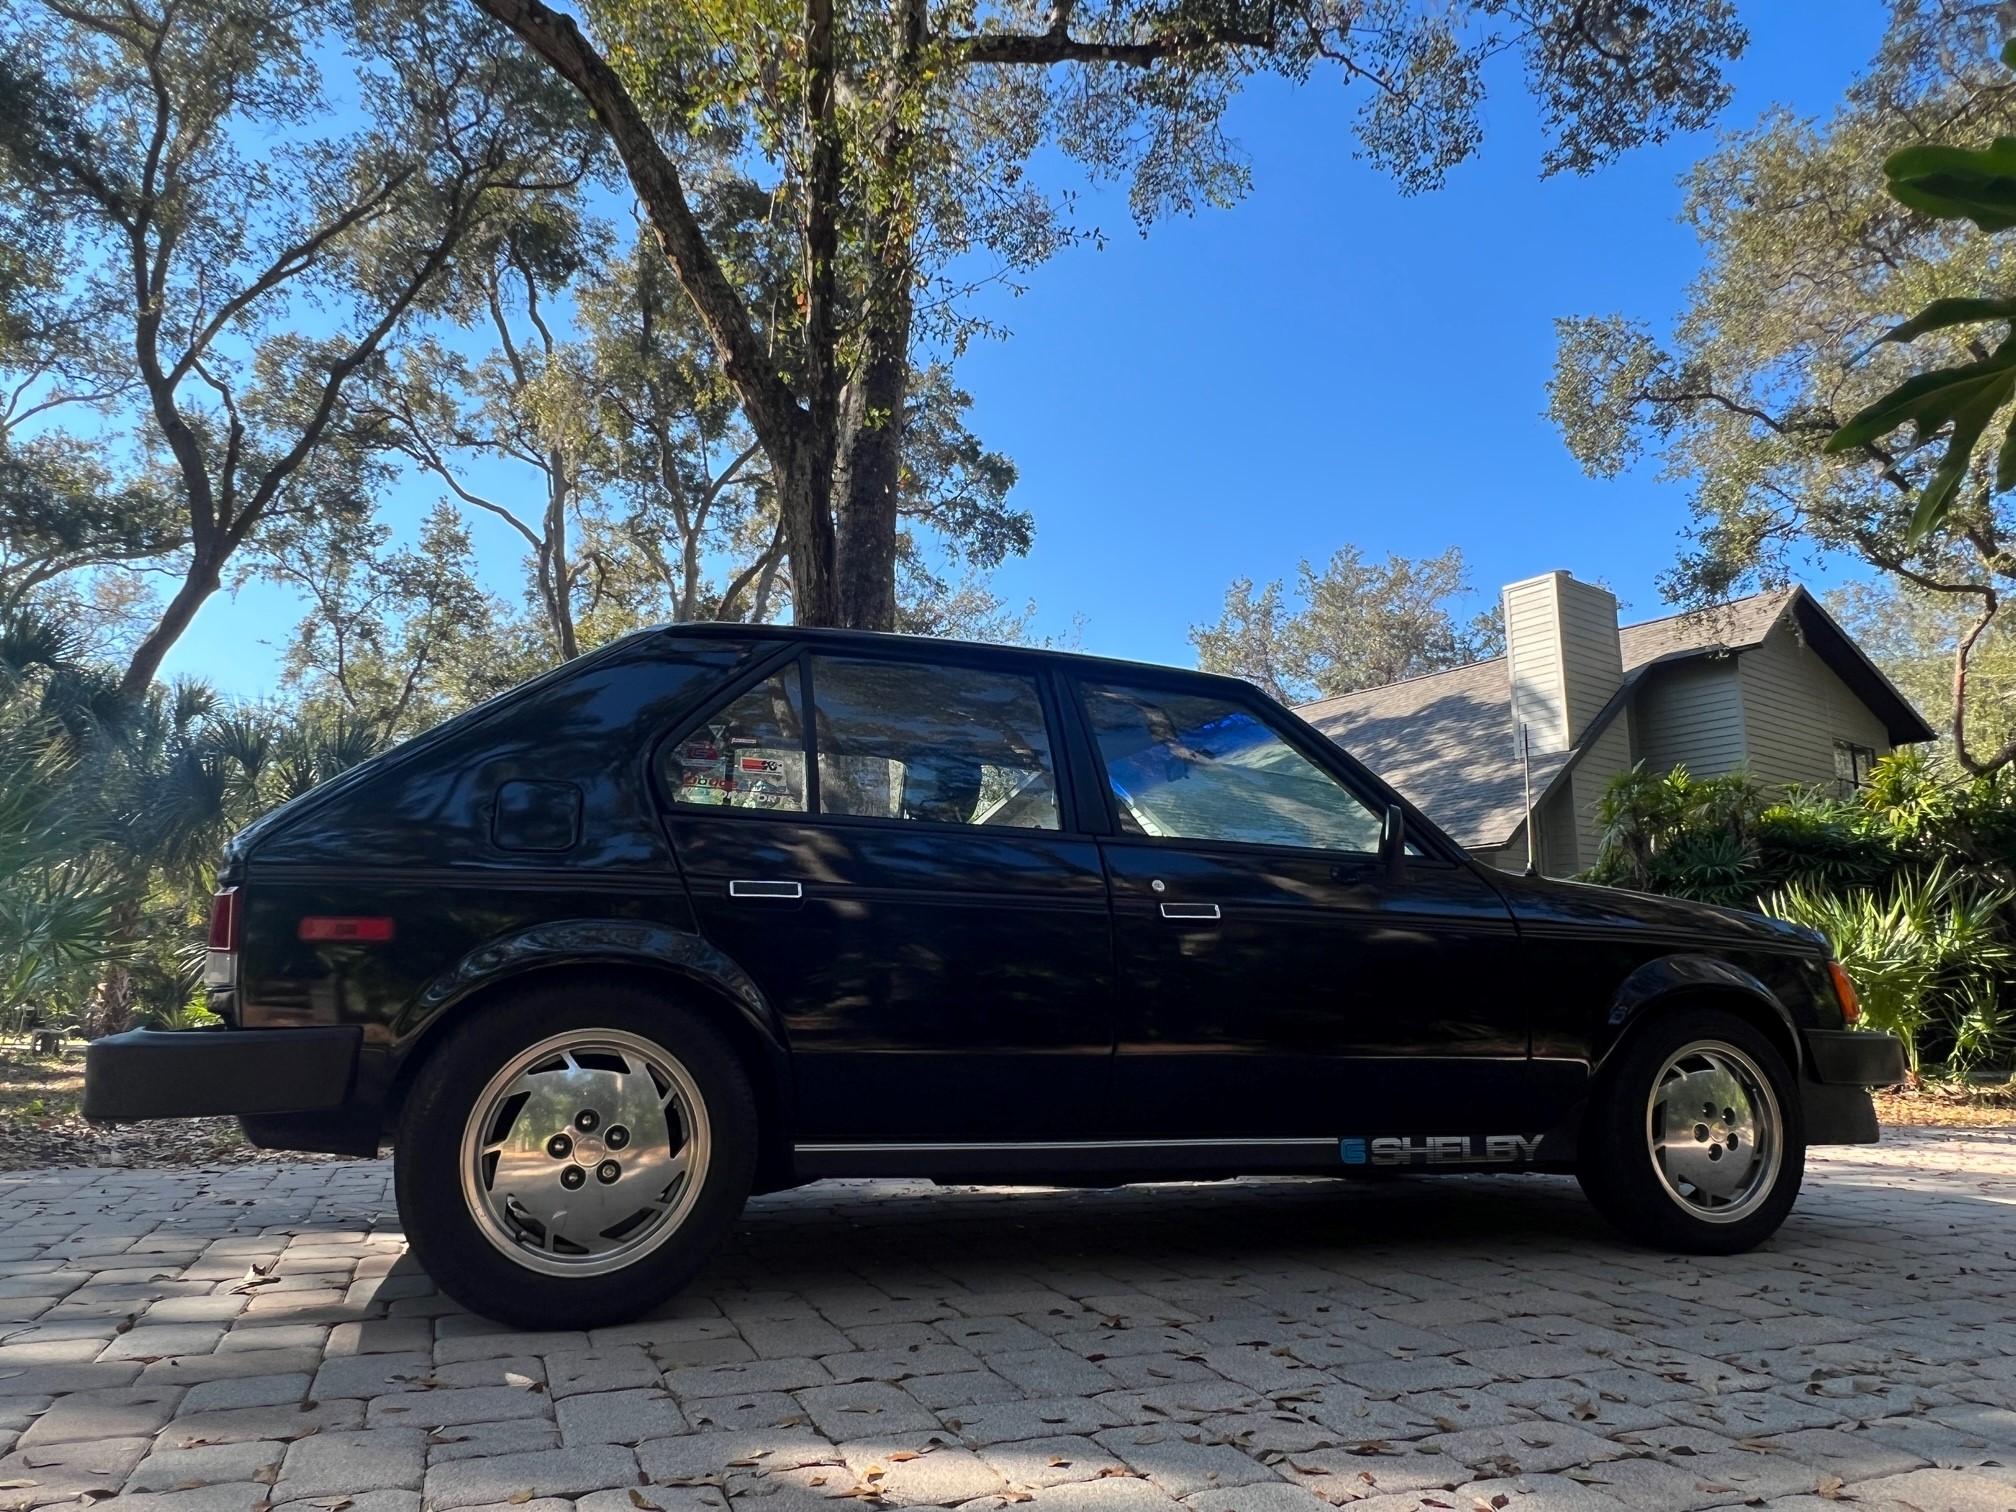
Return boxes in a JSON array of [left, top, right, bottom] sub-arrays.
[[1556, 582, 1626, 744], [1534, 784, 1582, 876], [1636, 659, 1747, 778], [1468, 838, 1523, 872], [1503, 572, 1625, 757], [1566, 708, 1633, 869], [1505, 579, 1569, 754], [1737, 620, 1893, 790]]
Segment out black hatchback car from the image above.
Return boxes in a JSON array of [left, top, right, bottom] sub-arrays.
[[86, 625, 1905, 1325]]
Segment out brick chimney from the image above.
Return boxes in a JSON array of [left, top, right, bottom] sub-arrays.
[[1502, 571, 1624, 756]]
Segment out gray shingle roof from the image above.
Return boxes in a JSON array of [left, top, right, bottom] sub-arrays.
[[1296, 589, 1800, 850]]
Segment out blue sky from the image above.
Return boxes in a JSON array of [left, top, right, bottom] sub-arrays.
[[161, 0, 1893, 695]]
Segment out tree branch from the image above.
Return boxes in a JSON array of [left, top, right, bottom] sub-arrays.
[[948, 23, 1274, 67]]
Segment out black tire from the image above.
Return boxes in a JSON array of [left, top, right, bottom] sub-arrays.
[[1577, 1007, 1805, 1255], [395, 978, 757, 1327]]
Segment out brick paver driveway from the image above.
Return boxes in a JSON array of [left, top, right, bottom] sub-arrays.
[[2, 1131, 2014, 1512]]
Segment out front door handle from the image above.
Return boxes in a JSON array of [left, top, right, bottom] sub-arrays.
[[729, 879, 802, 900], [1159, 902, 1221, 921]]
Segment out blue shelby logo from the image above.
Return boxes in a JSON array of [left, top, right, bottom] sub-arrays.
[[1338, 1137, 1368, 1165]]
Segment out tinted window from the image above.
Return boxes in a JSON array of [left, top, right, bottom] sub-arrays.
[[811, 656, 1060, 829], [1082, 681, 1382, 852], [668, 670, 808, 812]]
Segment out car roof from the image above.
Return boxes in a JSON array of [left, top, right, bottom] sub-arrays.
[[645, 622, 1267, 699]]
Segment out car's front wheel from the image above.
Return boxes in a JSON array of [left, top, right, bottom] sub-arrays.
[[1577, 1007, 1804, 1254], [394, 980, 756, 1327]]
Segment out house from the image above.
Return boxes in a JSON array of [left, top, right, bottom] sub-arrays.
[[1296, 571, 1936, 876]]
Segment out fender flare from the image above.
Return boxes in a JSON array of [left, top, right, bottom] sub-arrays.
[[393, 917, 787, 1059], [1595, 953, 1803, 1076]]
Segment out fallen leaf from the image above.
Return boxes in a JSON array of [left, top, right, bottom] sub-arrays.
[[627, 1491, 662, 1511], [507, 1494, 534, 1506]]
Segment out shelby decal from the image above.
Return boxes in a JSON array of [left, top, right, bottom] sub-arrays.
[[1339, 1134, 1542, 1166]]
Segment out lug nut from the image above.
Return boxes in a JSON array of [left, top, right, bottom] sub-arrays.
[[547, 1133, 572, 1159], [574, 1109, 600, 1133], [560, 1165, 586, 1189], [605, 1125, 630, 1151], [596, 1160, 621, 1184]]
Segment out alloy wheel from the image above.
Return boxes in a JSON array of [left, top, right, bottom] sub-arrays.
[[1644, 1039, 1782, 1224], [458, 1030, 711, 1276]]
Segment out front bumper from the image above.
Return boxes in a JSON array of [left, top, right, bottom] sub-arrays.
[[83, 1026, 361, 1121], [1798, 1028, 1907, 1147], [1804, 1028, 1908, 1087]]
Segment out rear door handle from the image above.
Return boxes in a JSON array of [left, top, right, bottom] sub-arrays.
[[729, 879, 802, 900], [1159, 902, 1221, 921]]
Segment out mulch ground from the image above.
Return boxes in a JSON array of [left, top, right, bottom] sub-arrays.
[[0, 1047, 337, 1170], [1875, 1082, 2016, 1130]]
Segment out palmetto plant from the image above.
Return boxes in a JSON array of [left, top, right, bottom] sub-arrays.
[[1765, 866, 2015, 1077], [0, 606, 395, 1035], [0, 711, 127, 1038]]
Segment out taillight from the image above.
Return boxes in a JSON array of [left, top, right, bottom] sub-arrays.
[[208, 887, 240, 952], [1827, 959, 1862, 1024], [204, 887, 241, 991], [298, 916, 395, 943]]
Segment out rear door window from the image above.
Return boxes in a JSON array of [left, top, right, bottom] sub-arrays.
[[810, 656, 1061, 830]]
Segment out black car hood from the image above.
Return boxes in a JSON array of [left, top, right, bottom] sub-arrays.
[[1491, 868, 1827, 954]]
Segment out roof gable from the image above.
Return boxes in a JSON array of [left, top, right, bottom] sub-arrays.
[[1295, 585, 1931, 850]]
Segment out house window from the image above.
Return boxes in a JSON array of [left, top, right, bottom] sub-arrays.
[[1834, 740, 1878, 791]]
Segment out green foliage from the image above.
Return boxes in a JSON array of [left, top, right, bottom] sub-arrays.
[[1587, 751, 2016, 1075], [1546, 11, 2016, 775], [0, 614, 396, 1037], [1825, 42, 2016, 543], [1766, 867, 2014, 1075], [1191, 545, 1503, 703]]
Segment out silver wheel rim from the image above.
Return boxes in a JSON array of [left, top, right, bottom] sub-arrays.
[[459, 1029, 711, 1277], [1645, 1039, 1781, 1225]]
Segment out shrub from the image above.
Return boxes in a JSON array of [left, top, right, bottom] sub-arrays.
[[1586, 754, 2016, 1077], [1765, 867, 2014, 1076]]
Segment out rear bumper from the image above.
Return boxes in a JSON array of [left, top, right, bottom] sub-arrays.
[[83, 1027, 361, 1121]]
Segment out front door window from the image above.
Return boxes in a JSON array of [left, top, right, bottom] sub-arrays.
[[1080, 681, 1382, 852]]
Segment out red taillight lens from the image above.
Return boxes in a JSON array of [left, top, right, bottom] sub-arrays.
[[207, 887, 241, 952], [1827, 959, 1862, 1024], [298, 916, 395, 943]]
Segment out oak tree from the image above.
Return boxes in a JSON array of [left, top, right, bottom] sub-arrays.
[[477, 0, 1747, 630]]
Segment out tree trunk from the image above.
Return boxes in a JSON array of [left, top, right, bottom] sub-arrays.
[[120, 555, 222, 699], [84, 897, 145, 1039], [837, 291, 909, 632], [836, 0, 924, 633]]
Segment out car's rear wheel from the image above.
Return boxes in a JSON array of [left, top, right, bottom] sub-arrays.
[[395, 980, 755, 1326], [1577, 1007, 1804, 1254]]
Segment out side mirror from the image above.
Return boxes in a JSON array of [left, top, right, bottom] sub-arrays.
[[1379, 804, 1407, 883]]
